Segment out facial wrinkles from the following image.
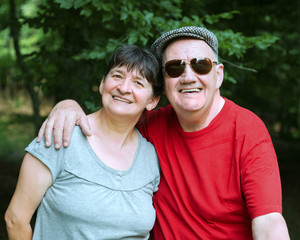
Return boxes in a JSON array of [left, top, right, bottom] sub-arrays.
[[164, 40, 215, 63], [114, 73, 152, 99], [163, 39, 220, 109], [163, 42, 207, 93], [118, 67, 154, 101]]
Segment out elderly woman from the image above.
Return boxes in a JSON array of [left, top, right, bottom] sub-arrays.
[[5, 45, 161, 239]]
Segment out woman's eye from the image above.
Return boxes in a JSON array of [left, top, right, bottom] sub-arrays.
[[135, 81, 144, 87], [113, 74, 122, 79]]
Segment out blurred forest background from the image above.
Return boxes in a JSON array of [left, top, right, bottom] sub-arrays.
[[0, 0, 299, 239]]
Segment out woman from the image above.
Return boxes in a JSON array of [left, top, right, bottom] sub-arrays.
[[5, 45, 162, 239]]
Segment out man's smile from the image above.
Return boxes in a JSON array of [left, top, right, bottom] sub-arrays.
[[179, 88, 202, 93]]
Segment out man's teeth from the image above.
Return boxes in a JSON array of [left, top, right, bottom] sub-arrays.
[[113, 96, 131, 103], [180, 88, 200, 93]]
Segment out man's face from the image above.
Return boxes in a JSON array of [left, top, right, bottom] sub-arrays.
[[162, 39, 223, 117]]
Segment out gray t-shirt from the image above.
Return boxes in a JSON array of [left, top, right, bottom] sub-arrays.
[[26, 127, 160, 240]]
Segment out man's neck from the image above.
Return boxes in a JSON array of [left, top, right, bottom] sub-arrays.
[[177, 96, 225, 132]]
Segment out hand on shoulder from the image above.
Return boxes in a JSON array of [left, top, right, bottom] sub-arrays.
[[37, 100, 91, 149]]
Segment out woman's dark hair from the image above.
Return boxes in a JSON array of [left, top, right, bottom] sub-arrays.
[[104, 45, 163, 97]]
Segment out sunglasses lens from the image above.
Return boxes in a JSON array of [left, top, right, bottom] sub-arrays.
[[191, 58, 212, 74], [164, 58, 214, 77], [165, 60, 185, 78]]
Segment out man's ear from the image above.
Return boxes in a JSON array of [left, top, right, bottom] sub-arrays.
[[146, 96, 160, 111], [216, 64, 224, 89], [99, 76, 105, 95]]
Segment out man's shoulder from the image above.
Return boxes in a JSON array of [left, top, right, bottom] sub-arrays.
[[137, 105, 176, 140], [225, 99, 270, 138], [145, 104, 175, 123], [226, 99, 264, 123], [152, 104, 174, 115]]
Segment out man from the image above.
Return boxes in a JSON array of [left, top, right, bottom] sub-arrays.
[[38, 26, 290, 239]]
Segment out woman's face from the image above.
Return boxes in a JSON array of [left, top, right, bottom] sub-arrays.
[[100, 65, 159, 119]]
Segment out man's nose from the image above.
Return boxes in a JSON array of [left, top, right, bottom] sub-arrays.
[[180, 64, 197, 84]]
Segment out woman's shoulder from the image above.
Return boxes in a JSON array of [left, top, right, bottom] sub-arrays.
[[136, 129, 156, 151], [68, 126, 88, 147], [135, 130, 159, 170]]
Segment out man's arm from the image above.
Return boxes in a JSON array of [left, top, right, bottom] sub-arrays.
[[37, 100, 91, 149], [252, 212, 290, 240], [5, 153, 52, 239]]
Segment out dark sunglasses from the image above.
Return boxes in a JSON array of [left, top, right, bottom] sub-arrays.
[[164, 57, 218, 78]]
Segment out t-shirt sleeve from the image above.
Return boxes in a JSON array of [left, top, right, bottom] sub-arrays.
[[137, 105, 172, 144], [25, 137, 65, 183], [240, 117, 282, 219], [138, 131, 161, 193]]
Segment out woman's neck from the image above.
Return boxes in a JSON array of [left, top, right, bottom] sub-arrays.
[[88, 109, 138, 149], [87, 109, 139, 170]]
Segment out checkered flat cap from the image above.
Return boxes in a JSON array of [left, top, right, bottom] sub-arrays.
[[151, 26, 218, 59]]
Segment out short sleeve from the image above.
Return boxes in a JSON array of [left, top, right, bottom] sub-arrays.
[[240, 125, 282, 219], [138, 105, 174, 144], [25, 137, 66, 183]]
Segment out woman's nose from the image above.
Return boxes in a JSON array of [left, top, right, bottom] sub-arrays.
[[117, 79, 132, 93]]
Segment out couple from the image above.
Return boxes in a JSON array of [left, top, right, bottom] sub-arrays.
[[6, 26, 290, 239]]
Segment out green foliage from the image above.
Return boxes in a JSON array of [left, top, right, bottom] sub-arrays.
[[1, 0, 299, 141], [11, 0, 270, 110], [84, 100, 101, 112], [218, 30, 278, 58]]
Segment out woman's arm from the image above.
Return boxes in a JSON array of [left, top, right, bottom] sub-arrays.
[[5, 153, 52, 240]]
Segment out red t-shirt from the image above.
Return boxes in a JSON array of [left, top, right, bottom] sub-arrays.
[[138, 98, 282, 240]]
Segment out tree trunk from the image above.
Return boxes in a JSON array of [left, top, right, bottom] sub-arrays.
[[9, 0, 41, 135], [297, 1, 300, 137]]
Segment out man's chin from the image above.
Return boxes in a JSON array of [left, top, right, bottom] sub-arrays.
[[175, 104, 205, 113]]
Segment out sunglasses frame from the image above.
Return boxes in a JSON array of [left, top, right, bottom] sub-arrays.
[[163, 57, 218, 78]]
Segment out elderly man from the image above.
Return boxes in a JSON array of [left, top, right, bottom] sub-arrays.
[[38, 26, 290, 239]]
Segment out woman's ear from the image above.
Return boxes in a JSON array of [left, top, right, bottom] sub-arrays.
[[99, 76, 105, 95], [146, 96, 160, 111]]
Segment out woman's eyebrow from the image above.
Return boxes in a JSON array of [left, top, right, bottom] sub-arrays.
[[111, 69, 125, 74]]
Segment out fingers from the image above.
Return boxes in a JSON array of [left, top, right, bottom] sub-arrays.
[[62, 113, 77, 148], [37, 120, 47, 143], [52, 116, 64, 149], [44, 111, 75, 150], [35, 100, 89, 149], [61, 110, 92, 148], [37, 112, 64, 149], [78, 113, 92, 138], [36, 118, 55, 147], [44, 117, 55, 148]]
